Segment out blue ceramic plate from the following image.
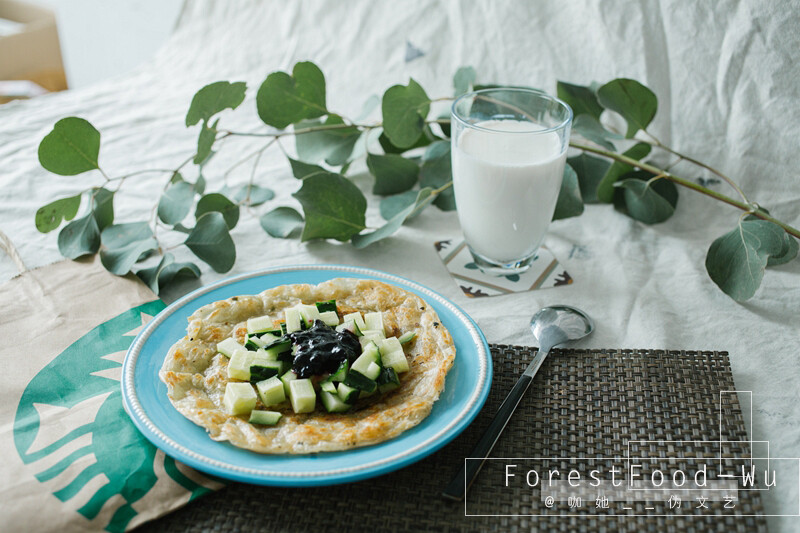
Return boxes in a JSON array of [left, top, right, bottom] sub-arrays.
[[121, 265, 491, 486]]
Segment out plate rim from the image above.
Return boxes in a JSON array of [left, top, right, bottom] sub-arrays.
[[121, 264, 491, 485]]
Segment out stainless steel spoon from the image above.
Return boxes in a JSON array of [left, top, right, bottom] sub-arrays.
[[442, 305, 594, 501]]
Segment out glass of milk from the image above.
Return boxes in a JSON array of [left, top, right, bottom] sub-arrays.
[[451, 88, 572, 274]]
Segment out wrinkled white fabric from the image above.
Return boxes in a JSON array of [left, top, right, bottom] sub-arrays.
[[0, 1, 798, 528]]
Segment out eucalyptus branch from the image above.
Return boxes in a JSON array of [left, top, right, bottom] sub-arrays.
[[640, 130, 750, 204], [570, 140, 800, 240]]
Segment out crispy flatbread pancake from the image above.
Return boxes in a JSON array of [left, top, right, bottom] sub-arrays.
[[160, 278, 456, 454]]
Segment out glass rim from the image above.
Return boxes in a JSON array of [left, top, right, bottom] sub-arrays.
[[450, 87, 573, 136]]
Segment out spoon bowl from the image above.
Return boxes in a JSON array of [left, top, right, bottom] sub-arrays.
[[530, 305, 594, 354]]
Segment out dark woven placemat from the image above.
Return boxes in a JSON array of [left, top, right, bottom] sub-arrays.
[[137, 346, 766, 532]]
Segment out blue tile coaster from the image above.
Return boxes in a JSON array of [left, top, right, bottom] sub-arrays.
[[434, 238, 573, 297]]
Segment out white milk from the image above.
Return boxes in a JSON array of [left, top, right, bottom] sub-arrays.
[[452, 119, 566, 263]]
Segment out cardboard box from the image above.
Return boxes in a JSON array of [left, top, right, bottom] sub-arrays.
[[0, 0, 66, 100]]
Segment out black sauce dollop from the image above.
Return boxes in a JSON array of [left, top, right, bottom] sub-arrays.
[[288, 319, 361, 378]]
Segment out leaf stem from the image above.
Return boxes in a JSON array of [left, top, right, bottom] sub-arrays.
[[641, 129, 750, 204], [570, 140, 800, 240]]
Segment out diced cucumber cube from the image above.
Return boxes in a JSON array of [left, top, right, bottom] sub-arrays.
[[336, 320, 361, 336], [247, 315, 273, 334], [227, 350, 254, 380], [329, 360, 349, 382], [255, 376, 286, 406], [343, 370, 377, 393], [352, 343, 380, 374], [298, 304, 321, 323], [320, 380, 337, 394], [263, 341, 291, 360], [223, 382, 257, 415], [361, 329, 386, 340], [315, 299, 337, 313], [343, 312, 365, 330], [320, 391, 351, 413], [249, 410, 282, 425], [364, 361, 381, 380], [363, 312, 384, 333], [246, 334, 268, 349], [260, 332, 281, 344], [318, 310, 340, 326], [280, 370, 298, 395], [249, 360, 284, 382], [217, 337, 245, 358], [398, 331, 416, 344], [285, 308, 303, 333], [337, 382, 359, 403], [381, 349, 410, 374], [288, 379, 316, 413], [379, 337, 403, 355], [359, 332, 384, 349]]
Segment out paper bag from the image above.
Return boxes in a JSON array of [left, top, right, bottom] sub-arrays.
[[0, 257, 223, 532]]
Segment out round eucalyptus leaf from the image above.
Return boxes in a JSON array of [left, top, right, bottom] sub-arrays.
[[232, 184, 274, 206], [556, 81, 604, 121], [292, 174, 366, 242], [38, 117, 101, 176], [136, 253, 201, 294], [157, 181, 194, 225], [57, 214, 100, 259], [185, 81, 247, 127], [185, 212, 236, 273], [195, 193, 239, 229], [381, 78, 430, 149], [260, 207, 304, 238], [597, 78, 658, 138], [35, 194, 82, 233], [257, 62, 327, 128], [367, 153, 420, 195], [552, 164, 584, 221]]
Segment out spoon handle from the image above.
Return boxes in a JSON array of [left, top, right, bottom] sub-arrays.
[[442, 348, 550, 501]]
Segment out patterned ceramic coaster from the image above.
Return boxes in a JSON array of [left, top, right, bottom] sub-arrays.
[[434, 238, 572, 297]]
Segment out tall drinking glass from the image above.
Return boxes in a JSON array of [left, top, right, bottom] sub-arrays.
[[450, 88, 572, 274]]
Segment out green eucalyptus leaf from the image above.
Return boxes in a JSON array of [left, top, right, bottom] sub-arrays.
[[292, 174, 366, 242], [352, 188, 435, 248], [100, 222, 153, 248], [556, 81, 604, 120], [552, 164, 584, 221], [767, 232, 798, 266], [705, 219, 789, 301], [260, 207, 304, 238], [185, 81, 247, 126], [136, 252, 200, 294], [572, 114, 623, 151], [596, 78, 657, 138], [256, 61, 327, 128], [380, 189, 423, 221], [367, 153, 420, 195], [378, 125, 437, 154], [185, 212, 236, 272], [157, 181, 194, 225], [173, 223, 193, 234], [615, 171, 678, 224], [567, 153, 611, 203], [100, 236, 158, 275], [295, 116, 360, 166], [436, 110, 451, 138], [57, 214, 100, 259], [196, 193, 239, 229], [596, 142, 651, 203], [91, 187, 115, 230], [35, 194, 82, 233], [231, 184, 274, 206], [453, 66, 476, 97], [194, 119, 218, 165], [419, 141, 455, 211], [38, 117, 101, 176], [381, 78, 430, 149], [288, 158, 329, 179], [99, 222, 157, 275], [194, 174, 206, 195]]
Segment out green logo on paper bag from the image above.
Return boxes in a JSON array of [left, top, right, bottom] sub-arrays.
[[13, 301, 217, 532]]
